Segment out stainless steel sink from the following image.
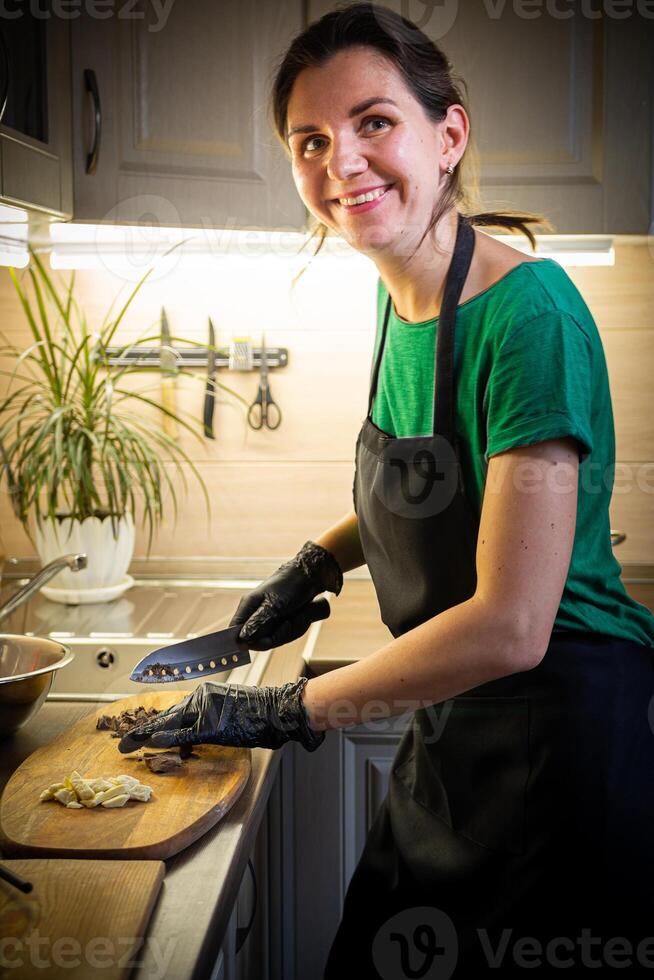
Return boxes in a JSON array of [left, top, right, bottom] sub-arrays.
[[47, 637, 259, 702], [0, 578, 270, 702]]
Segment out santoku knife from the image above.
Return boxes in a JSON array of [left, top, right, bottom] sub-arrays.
[[130, 596, 331, 683], [130, 626, 251, 683]]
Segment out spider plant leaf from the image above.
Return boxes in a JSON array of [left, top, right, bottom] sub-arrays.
[[28, 266, 62, 401], [0, 440, 22, 520], [5, 245, 217, 541], [8, 267, 56, 389]]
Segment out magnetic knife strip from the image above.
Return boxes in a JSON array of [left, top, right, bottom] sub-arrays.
[[97, 347, 288, 369]]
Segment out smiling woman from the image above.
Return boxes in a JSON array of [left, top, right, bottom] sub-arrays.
[[266, 4, 654, 976], [271, 3, 552, 284], [120, 4, 654, 976]]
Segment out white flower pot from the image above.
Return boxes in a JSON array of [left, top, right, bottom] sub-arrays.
[[33, 513, 135, 602]]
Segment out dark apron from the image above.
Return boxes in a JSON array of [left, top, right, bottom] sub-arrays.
[[324, 213, 654, 978]]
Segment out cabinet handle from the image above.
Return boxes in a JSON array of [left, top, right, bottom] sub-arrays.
[[235, 858, 258, 955], [0, 30, 8, 125], [84, 68, 101, 175], [610, 530, 626, 547]]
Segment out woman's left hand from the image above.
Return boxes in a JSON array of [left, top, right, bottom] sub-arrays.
[[117, 678, 324, 754]]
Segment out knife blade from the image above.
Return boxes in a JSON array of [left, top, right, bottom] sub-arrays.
[[203, 317, 217, 439], [130, 626, 251, 683], [160, 307, 179, 440]]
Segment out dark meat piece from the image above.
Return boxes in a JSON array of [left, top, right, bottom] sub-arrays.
[[136, 662, 175, 678], [98, 705, 194, 763], [139, 750, 185, 774], [96, 705, 161, 736]]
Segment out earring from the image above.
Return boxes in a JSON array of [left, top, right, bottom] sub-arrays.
[[446, 163, 454, 175]]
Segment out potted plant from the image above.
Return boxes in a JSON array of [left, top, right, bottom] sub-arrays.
[[0, 246, 247, 604]]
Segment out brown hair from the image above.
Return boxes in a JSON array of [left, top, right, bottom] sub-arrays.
[[271, 1, 553, 265]]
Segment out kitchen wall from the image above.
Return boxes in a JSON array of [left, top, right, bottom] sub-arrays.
[[0, 235, 652, 564]]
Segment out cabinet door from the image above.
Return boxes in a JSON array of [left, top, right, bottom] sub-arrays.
[[342, 728, 403, 887], [307, 1, 653, 234], [289, 715, 411, 980], [211, 904, 237, 980], [0, 14, 72, 217], [72, 0, 306, 230]]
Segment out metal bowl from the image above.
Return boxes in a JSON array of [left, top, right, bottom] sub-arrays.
[[0, 635, 74, 738]]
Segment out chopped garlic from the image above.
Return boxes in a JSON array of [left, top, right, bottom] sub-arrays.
[[94, 784, 129, 805], [110, 774, 140, 791], [128, 783, 152, 802], [39, 771, 153, 810], [88, 778, 114, 793], [101, 793, 130, 808], [39, 782, 67, 801], [53, 788, 75, 806], [70, 770, 95, 801]]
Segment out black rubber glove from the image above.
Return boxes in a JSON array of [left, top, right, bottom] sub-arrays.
[[229, 540, 343, 650], [117, 677, 324, 754]]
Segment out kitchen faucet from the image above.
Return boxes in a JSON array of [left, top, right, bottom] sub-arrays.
[[0, 554, 88, 624]]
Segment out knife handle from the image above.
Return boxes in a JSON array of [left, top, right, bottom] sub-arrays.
[[161, 377, 179, 439], [306, 597, 330, 622]]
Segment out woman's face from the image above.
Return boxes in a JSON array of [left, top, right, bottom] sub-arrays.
[[286, 46, 464, 258]]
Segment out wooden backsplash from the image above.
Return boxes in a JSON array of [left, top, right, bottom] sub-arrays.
[[0, 237, 652, 563]]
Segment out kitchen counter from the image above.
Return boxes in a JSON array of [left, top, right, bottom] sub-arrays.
[[0, 634, 307, 980], [307, 565, 654, 673], [308, 579, 391, 674], [1, 558, 651, 976]]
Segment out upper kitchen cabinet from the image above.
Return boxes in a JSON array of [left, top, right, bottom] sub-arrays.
[[0, 13, 73, 217], [71, 0, 306, 231], [308, 1, 653, 234]]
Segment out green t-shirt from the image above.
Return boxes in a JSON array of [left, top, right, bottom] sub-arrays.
[[371, 258, 654, 648]]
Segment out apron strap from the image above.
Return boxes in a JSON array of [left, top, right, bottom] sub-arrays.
[[434, 213, 475, 442], [367, 289, 392, 419], [366, 212, 476, 443]]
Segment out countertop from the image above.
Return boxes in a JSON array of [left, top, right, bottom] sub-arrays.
[[0, 634, 307, 980], [307, 565, 654, 673], [1, 558, 651, 978]]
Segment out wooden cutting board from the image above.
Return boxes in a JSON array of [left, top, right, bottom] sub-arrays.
[[0, 690, 251, 860], [0, 859, 164, 980]]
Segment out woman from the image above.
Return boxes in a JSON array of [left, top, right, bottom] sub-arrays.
[[121, 4, 654, 975]]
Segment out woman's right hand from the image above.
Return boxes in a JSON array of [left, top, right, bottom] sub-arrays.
[[229, 540, 343, 650]]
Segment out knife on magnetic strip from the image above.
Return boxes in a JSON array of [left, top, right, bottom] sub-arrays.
[[203, 317, 217, 439], [159, 307, 179, 440]]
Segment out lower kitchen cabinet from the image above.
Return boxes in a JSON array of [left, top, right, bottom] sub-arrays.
[[211, 712, 411, 980], [210, 747, 291, 980], [282, 713, 412, 980], [212, 800, 272, 980]]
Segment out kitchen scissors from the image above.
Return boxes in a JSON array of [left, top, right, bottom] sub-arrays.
[[247, 334, 282, 430]]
